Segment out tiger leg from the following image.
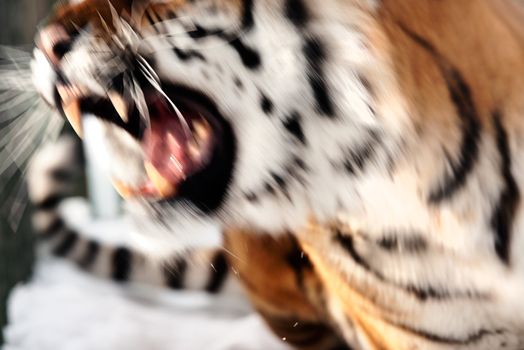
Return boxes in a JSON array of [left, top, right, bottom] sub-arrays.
[[224, 230, 349, 350]]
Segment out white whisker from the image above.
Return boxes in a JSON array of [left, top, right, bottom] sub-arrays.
[[129, 75, 150, 125], [0, 46, 64, 230], [137, 58, 193, 141], [0, 93, 37, 114]]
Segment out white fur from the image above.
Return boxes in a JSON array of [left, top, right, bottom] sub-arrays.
[[30, 0, 524, 348]]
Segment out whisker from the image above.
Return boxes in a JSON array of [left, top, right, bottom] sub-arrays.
[[0, 47, 63, 229], [0, 93, 37, 114], [0, 101, 42, 148], [0, 101, 41, 137], [129, 74, 150, 126], [220, 247, 245, 263], [0, 90, 32, 106], [137, 58, 193, 141]]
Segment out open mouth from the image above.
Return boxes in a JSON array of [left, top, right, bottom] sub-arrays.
[[55, 82, 236, 213]]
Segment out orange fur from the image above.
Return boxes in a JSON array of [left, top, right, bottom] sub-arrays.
[[38, 1, 524, 349]]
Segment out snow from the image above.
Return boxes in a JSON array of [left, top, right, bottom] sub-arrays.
[[3, 198, 291, 350], [4, 255, 290, 350]]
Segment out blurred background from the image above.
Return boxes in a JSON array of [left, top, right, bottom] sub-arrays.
[[0, 0, 54, 344]]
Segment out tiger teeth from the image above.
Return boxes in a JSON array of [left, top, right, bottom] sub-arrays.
[[57, 84, 75, 105], [188, 141, 201, 159], [60, 100, 83, 138], [144, 162, 178, 198], [112, 179, 134, 199], [57, 84, 86, 103], [193, 120, 209, 140], [108, 92, 128, 123]]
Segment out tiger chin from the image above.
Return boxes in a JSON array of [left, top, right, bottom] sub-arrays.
[[29, 0, 524, 349]]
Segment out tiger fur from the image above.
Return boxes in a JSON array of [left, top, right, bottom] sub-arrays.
[[27, 0, 524, 349]]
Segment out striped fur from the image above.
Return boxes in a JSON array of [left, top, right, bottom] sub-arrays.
[[27, 136, 240, 294], [27, 0, 524, 349]]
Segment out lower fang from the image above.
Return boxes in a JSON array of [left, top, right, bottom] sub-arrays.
[[188, 142, 202, 160], [193, 120, 210, 140], [112, 179, 134, 199], [144, 162, 178, 198]]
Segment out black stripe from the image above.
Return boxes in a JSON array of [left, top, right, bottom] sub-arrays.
[[491, 113, 520, 264], [173, 47, 206, 62], [79, 240, 100, 269], [285, 236, 313, 288], [38, 216, 64, 240], [265, 316, 342, 348], [303, 37, 335, 117], [50, 168, 75, 182], [205, 252, 228, 293], [144, 10, 158, 28], [334, 232, 371, 270], [260, 93, 274, 114], [163, 258, 188, 290], [398, 24, 482, 203], [53, 231, 79, 257], [242, 0, 255, 30], [376, 233, 428, 253], [342, 130, 380, 175], [244, 191, 259, 202], [333, 231, 486, 301], [285, 0, 309, 28], [283, 111, 306, 145], [187, 25, 222, 40], [243, 156, 308, 203], [185, 24, 261, 70], [228, 37, 261, 70], [52, 41, 72, 61], [392, 321, 502, 345], [112, 247, 132, 282], [270, 172, 291, 199], [329, 346, 353, 350], [428, 68, 481, 202], [34, 194, 64, 210]]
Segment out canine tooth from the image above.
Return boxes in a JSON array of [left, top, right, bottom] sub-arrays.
[[62, 99, 83, 138], [193, 120, 209, 140], [144, 162, 177, 198], [188, 141, 201, 159], [71, 84, 85, 98], [57, 84, 74, 105], [112, 179, 134, 199], [108, 91, 128, 123]]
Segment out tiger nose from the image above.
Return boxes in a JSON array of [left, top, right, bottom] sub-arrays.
[[37, 24, 72, 66]]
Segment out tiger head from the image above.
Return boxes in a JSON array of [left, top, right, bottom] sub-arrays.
[[32, 0, 385, 256]]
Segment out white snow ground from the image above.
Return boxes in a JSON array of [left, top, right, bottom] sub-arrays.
[[3, 199, 291, 350], [4, 258, 290, 350]]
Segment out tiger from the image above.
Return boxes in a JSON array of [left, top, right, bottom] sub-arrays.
[[26, 0, 524, 349]]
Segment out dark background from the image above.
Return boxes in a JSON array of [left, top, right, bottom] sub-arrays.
[[0, 0, 55, 344]]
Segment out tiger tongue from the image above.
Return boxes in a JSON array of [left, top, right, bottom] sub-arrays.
[[141, 106, 193, 198]]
